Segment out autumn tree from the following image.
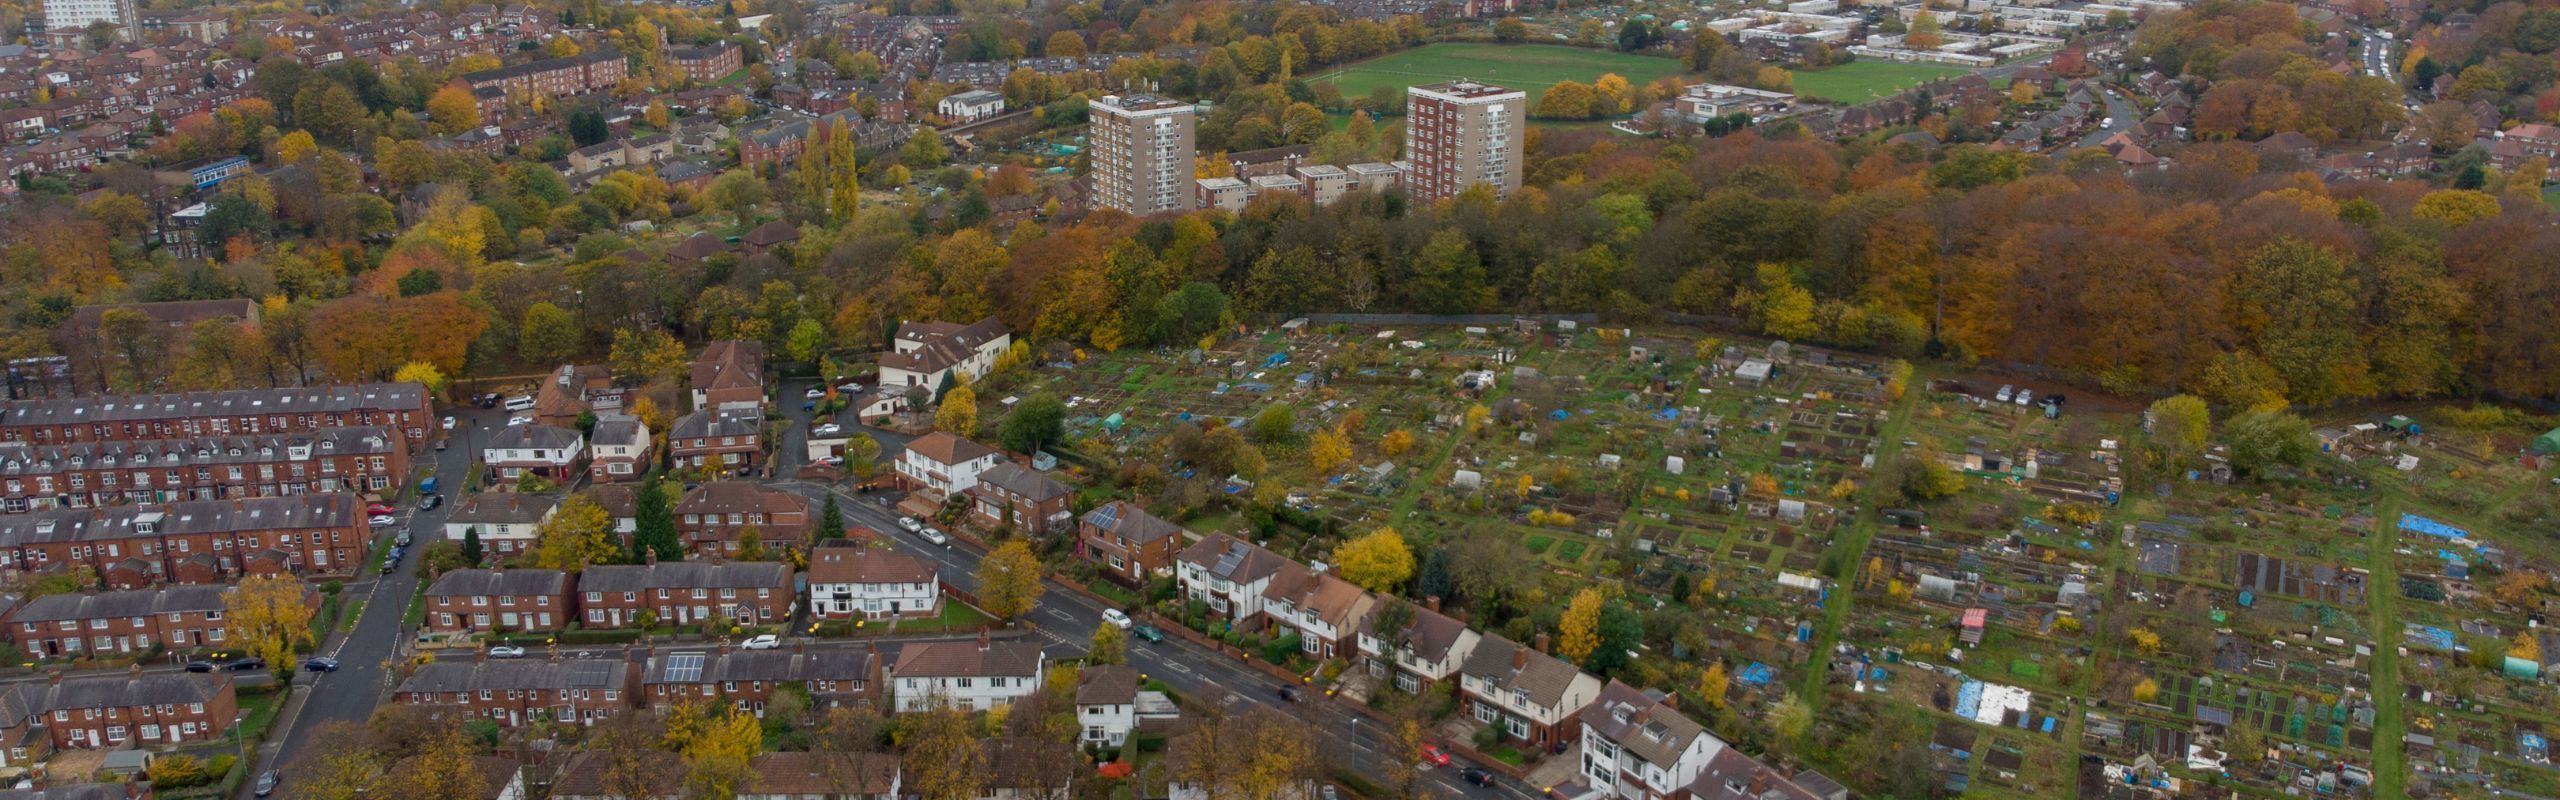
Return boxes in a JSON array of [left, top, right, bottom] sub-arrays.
[[226, 574, 316, 677], [426, 86, 482, 136], [281, 722, 385, 800], [936, 384, 978, 435], [519, 301, 581, 364], [667, 702, 762, 800], [393, 362, 448, 398], [533, 494, 619, 572], [998, 393, 1066, 454], [1697, 661, 1730, 709], [903, 706, 985, 800], [610, 327, 690, 386], [2224, 409, 2313, 476], [1308, 425, 1352, 474], [1334, 527, 1415, 593], [387, 721, 489, 800], [2146, 395, 2210, 460], [1088, 619, 1128, 665], [1559, 587, 1604, 663], [975, 540, 1046, 621]]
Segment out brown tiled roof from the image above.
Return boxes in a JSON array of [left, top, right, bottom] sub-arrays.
[[1460, 634, 1589, 709], [890, 639, 1042, 678], [1081, 500, 1181, 545], [688, 340, 763, 394], [550, 751, 683, 799], [742, 220, 800, 247], [747, 751, 899, 795], [1581, 680, 1714, 770], [1077, 664, 1139, 706], [674, 482, 808, 517], [878, 317, 1008, 376], [1360, 604, 1473, 664], [808, 547, 932, 585], [1262, 570, 1374, 630], [1175, 533, 1290, 585], [902, 432, 999, 466]]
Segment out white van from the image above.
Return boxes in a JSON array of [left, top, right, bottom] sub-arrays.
[[504, 395, 536, 412]]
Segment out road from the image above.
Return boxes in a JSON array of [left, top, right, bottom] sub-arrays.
[[264, 404, 496, 779], [2075, 85, 2137, 148], [770, 476, 1536, 800]]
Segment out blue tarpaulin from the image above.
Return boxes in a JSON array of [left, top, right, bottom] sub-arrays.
[[2400, 515, 2470, 539], [1954, 681, 1985, 719], [1737, 663, 1776, 685], [1550, 410, 1571, 420]]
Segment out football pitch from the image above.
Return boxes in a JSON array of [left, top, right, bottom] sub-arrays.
[[1786, 61, 1978, 103], [1308, 43, 1687, 108]]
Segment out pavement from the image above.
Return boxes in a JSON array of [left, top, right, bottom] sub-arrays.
[[767, 477, 1545, 800], [256, 403, 497, 789]]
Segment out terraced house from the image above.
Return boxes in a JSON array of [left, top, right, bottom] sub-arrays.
[[0, 667, 237, 750], [0, 383, 434, 454], [669, 404, 764, 475], [0, 426, 406, 512], [673, 482, 810, 558], [640, 643, 884, 712], [424, 569, 571, 634], [3, 584, 309, 659], [0, 495, 368, 586], [577, 560, 794, 628], [395, 657, 634, 728]]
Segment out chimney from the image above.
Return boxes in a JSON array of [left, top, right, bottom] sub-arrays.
[[1426, 596, 1442, 613], [128, 663, 141, 680], [1532, 632, 1550, 655], [977, 630, 991, 651], [644, 548, 657, 566], [716, 639, 732, 657], [46, 668, 60, 686], [1511, 644, 1528, 671], [474, 647, 488, 664]]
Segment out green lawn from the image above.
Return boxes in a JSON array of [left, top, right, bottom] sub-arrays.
[[1309, 43, 1686, 109], [1788, 61, 1978, 104], [2543, 184, 2559, 208]]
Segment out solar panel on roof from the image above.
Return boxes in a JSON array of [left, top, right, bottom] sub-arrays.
[[662, 653, 706, 683]]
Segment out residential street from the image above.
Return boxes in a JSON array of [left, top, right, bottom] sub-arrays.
[[772, 475, 1538, 800]]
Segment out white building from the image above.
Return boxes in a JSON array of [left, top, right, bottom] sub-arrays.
[[876, 317, 1011, 400], [889, 637, 1046, 712], [1076, 664, 1139, 746], [937, 89, 1006, 123], [894, 432, 1005, 498], [481, 424, 586, 481], [42, 0, 136, 42], [1356, 604, 1484, 694], [1578, 680, 1725, 800], [1174, 533, 1292, 624], [587, 415, 651, 482], [807, 546, 940, 620], [442, 493, 562, 555]]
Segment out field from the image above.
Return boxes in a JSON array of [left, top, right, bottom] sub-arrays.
[[1309, 43, 1685, 108], [1788, 60, 1977, 103]]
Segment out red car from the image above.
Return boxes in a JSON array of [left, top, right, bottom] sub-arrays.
[[1419, 745, 1451, 767], [366, 503, 396, 517]]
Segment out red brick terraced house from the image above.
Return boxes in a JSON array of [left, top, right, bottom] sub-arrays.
[[0, 426, 408, 512], [669, 405, 765, 476], [0, 667, 237, 750], [640, 643, 884, 713], [673, 482, 811, 559], [575, 561, 793, 629], [0, 495, 368, 587], [0, 383, 435, 456], [423, 569, 571, 635], [395, 657, 635, 728], [4, 584, 312, 659]]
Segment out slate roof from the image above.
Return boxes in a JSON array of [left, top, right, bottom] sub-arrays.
[[396, 658, 626, 694], [890, 639, 1042, 678], [1076, 664, 1138, 705], [879, 317, 1007, 377], [745, 751, 900, 795], [807, 547, 932, 585], [1080, 500, 1180, 544], [1176, 533, 1290, 585], [484, 424, 582, 452], [0, 383, 426, 428], [976, 462, 1069, 502], [11, 585, 226, 622], [577, 561, 789, 593], [445, 493, 561, 527], [1459, 634, 1589, 710], [0, 495, 358, 550], [1581, 679, 1715, 770], [671, 405, 763, 440], [425, 568, 569, 598], [0, 670, 227, 721]]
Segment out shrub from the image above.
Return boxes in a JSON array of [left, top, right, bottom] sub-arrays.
[[148, 755, 206, 789]]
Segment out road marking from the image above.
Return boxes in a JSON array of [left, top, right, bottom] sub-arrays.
[[1043, 608, 1074, 622], [1163, 661, 1193, 674]]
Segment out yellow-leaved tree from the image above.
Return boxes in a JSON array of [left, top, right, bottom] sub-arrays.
[[1381, 429, 1415, 457], [1559, 587, 1604, 663], [393, 361, 447, 397], [1333, 527, 1415, 593], [665, 702, 761, 800], [1308, 426, 1352, 474], [936, 384, 978, 435], [425, 85, 482, 136], [225, 574, 314, 673], [1698, 661, 1730, 709], [975, 540, 1045, 621], [532, 494, 618, 573]]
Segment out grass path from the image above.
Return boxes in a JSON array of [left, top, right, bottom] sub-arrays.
[[1793, 383, 1921, 705], [2362, 495, 2409, 799]]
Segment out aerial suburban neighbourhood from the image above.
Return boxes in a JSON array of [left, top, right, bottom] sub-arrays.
[[0, 0, 2547, 797]]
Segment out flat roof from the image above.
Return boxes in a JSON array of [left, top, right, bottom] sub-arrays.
[[1413, 80, 1523, 101]]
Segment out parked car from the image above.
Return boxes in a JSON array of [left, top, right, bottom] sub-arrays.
[[183, 660, 216, 673], [2014, 389, 2034, 406], [370, 514, 397, 527], [805, 386, 827, 399], [253, 771, 279, 798], [897, 516, 923, 533], [440, 416, 457, 431], [488, 645, 527, 659], [366, 503, 396, 516], [1101, 609, 1133, 629], [838, 382, 866, 395], [812, 423, 844, 437], [1277, 686, 1301, 702], [1420, 745, 1451, 767], [918, 527, 949, 546], [395, 531, 413, 547], [301, 657, 339, 672], [223, 657, 266, 672], [418, 494, 443, 511], [1461, 767, 1494, 786], [507, 414, 532, 426], [741, 634, 781, 650], [1994, 385, 2014, 403], [1132, 624, 1165, 643]]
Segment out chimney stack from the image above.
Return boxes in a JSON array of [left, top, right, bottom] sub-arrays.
[[474, 647, 489, 664], [1512, 643, 1528, 671], [1532, 632, 1550, 655], [977, 630, 991, 651], [128, 663, 141, 680], [644, 548, 657, 566], [46, 668, 61, 686], [1425, 596, 1442, 613], [717, 639, 732, 657]]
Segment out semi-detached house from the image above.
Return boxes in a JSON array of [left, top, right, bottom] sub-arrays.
[[806, 545, 939, 620], [1355, 603, 1482, 694], [424, 569, 570, 634], [888, 637, 1044, 712], [1174, 533, 1291, 624], [894, 433, 1001, 499], [1457, 633, 1602, 751]]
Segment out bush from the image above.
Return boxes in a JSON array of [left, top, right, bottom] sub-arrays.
[[206, 755, 237, 783], [1260, 634, 1304, 663], [149, 755, 207, 789]]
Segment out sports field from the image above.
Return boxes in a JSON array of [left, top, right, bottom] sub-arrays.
[[1309, 43, 1686, 108], [1786, 61, 1977, 103]]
